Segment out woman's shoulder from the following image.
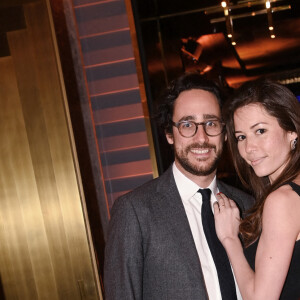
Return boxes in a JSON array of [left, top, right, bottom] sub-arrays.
[[263, 182, 300, 238], [265, 183, 299, 209], [270, 178, 300, 200]]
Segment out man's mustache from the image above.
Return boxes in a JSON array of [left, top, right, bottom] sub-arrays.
[[186, 143, 216, 151]]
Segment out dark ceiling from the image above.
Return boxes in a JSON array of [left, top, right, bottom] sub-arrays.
[[131, 0, 300, 173], [132, 0, 300, 92]]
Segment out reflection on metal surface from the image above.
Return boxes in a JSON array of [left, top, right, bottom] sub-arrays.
[[0, 0, 101, 299]]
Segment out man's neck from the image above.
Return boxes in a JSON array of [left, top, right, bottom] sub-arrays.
[[174, 161, 217, 188]]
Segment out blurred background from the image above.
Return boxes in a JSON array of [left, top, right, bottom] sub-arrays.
[[131, 0, 300, 171]]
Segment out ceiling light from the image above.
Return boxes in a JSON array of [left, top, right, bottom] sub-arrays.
[[221, 1, 234, 44]]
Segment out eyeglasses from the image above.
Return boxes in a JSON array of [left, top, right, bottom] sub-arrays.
[[172, 120, 225, 138]]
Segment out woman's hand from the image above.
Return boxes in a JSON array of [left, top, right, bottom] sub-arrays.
[[214, 193, 241, 245]]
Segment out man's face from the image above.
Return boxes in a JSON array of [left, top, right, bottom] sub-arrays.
[[166, 89, 225, 180]]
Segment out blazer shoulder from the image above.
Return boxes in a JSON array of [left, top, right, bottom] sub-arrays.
[[217, 180, 255, 211], [111, 166, 175, 212]]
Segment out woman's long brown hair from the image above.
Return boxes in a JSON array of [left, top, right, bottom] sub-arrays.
[[223, 78, 300, 247]]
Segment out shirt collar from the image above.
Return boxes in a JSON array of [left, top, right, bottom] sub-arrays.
[[172, 162, 218, 202]]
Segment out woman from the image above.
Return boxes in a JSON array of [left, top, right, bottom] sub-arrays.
[[214, 78, 300, 299]]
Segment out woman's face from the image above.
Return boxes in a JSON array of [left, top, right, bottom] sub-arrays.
[[233, 103, 297, 183]]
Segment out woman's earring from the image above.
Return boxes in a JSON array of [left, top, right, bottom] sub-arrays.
[[291, 138, 298, 150]]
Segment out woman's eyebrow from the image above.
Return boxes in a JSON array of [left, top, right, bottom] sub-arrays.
[[234, 122, 269, 133]]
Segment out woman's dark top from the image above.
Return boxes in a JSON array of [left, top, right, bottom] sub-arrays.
[[244, 182, 300, 300]]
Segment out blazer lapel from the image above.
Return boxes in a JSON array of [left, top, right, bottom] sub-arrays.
[[155, 167, 206, 280]]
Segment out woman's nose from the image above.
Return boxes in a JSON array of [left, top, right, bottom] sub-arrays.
[[245, 138, 257, 153]]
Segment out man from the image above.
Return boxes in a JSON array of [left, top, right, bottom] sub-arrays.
[[104, 72, 254, 299]]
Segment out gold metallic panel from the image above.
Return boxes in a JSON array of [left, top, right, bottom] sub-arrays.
[[0, 0, 101, 299]]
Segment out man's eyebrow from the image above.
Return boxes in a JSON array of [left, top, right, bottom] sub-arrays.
[[178, 115, 195, 122], [177, 114, 221, 122], [203, 114, 220, 120]]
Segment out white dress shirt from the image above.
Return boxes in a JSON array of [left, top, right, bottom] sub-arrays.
[[172, 163, 242, 300]]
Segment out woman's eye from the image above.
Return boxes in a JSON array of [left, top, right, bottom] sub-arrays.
[[256, 128, 266, 134], [236, 135, 245, 141]]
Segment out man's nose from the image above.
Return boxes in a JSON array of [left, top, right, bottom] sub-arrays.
[[193, 124, 209, 143]]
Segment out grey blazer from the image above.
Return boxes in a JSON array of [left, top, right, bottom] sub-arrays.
[[104, 166, 254, 300]]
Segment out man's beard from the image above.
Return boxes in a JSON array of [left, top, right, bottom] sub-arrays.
[[174, 142, 223, 176]]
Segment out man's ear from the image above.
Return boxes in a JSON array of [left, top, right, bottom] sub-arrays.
[[165, 132, 174, 145]]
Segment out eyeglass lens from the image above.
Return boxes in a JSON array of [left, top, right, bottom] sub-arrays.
[[178, 121, 223, 137]]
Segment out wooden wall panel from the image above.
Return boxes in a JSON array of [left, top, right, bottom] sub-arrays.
[[72, 0, 157, 208], [93, 103, 144, 123], [80, 28, 133, 66], [0, 0, 101, 299], [75, 1, 130, 36], [100, 132, 149, 151]]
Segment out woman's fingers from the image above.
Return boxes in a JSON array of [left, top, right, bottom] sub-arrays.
[[217, 192, 237, 209], [214, 193, 241, 243], [217, 192, 228, 208], [213, 201, 220, 215], [229, 199, 237, 208]]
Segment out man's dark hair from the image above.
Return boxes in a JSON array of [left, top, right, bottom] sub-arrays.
[[155, 72, 223, 135]]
